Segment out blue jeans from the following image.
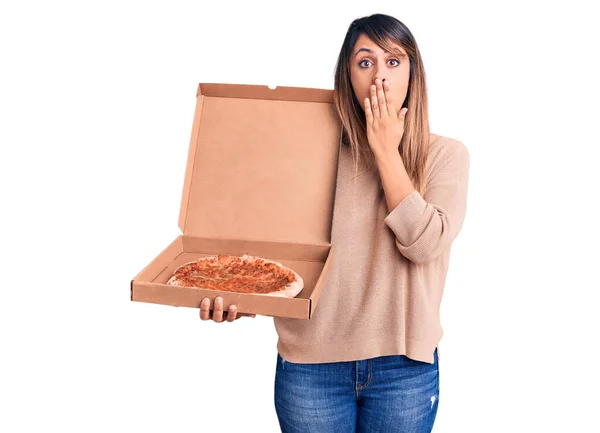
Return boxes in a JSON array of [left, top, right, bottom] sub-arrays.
[[274, 348, 439, 433]]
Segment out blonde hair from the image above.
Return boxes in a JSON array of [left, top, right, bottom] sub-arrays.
[[333, 14, 431, 196]]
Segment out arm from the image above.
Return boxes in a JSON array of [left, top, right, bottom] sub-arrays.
[[379, 139, 470, 264]]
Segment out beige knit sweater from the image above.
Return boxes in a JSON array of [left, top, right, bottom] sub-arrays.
[[273, 134, 470, 364]]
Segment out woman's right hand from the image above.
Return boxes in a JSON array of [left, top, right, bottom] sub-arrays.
[[199, 296, 256, 322]]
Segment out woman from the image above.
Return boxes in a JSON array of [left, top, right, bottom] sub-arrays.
[[199, 13, 470, 433]]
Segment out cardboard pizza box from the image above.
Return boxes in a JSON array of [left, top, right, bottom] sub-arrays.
[[130, 82, 341, 319]]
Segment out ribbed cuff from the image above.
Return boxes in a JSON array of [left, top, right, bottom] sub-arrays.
[[384, 190, 428, 246]]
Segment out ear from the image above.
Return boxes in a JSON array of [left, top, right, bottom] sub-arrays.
[[398, 107, 408, 121]]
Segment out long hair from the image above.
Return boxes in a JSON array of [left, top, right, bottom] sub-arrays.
[[333, 13, 431, 196]]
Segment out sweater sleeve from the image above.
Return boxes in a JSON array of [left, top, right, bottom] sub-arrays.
[[384, 139, 470, 264]]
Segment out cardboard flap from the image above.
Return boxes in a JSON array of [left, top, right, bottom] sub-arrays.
[[178, 83, 341, 245]]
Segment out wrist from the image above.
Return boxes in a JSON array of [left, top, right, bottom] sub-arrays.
[[374, 148, 401, 167]]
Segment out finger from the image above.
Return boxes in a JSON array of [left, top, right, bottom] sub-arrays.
[[383, 80, 395, 115], [364, 97, 373, 124], [226, 305, 238, 322], [199, 298, 211, 321], [376, 79, 388, 116], [370, 84, 380, 119], [213, 297, 224, 322]]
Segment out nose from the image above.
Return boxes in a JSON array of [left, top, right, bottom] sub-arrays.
[[372, 74, 388, 86]]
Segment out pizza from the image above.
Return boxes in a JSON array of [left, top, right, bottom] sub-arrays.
[[166, 254, 304, 298]]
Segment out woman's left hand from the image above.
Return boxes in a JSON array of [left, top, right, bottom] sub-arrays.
[[364, 79, 408, 159]]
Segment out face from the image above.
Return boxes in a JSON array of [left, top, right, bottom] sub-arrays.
[[349, 33, 410, 115]]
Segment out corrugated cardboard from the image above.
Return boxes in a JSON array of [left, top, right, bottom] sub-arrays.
[[130, 83, 342, 319]]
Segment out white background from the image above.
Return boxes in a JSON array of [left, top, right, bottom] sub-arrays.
[[1, 0, 599, 431]]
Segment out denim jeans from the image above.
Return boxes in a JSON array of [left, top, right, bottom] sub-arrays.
[[274, 348, 439, 433]]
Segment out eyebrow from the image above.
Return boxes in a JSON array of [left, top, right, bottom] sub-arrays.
[[354, 47, 405, 57]]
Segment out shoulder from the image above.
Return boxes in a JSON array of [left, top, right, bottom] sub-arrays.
[[426, 134, 470, 178], [428, 133, 469, 165], [428, 133, 469, 160]]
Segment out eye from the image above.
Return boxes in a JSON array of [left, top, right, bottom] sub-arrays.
[[358, 58, 400, 68]]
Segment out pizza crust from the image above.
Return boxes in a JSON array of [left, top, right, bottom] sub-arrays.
[[243, 254, 304, 298], [166, 254, 304, 298]]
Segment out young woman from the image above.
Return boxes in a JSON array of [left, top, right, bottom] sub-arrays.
[[200, 13, 470, 433]]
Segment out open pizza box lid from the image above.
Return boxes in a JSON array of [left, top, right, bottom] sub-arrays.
[[130, 82, 342, 319]]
